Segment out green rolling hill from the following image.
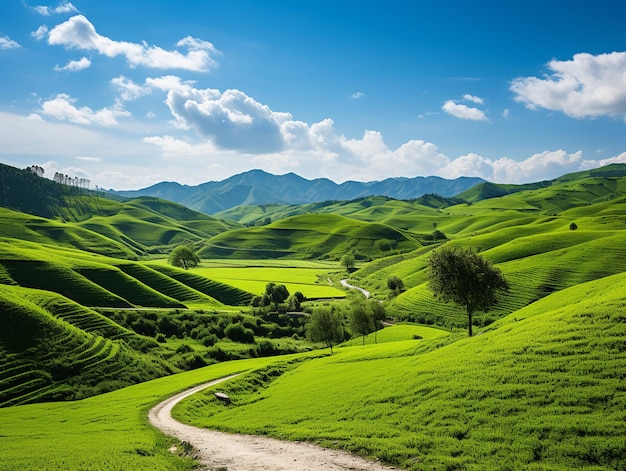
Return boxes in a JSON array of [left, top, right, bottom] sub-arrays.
[[174, 272, 626, 470], [199, 212, 421, 260], [1, 161, 626, 470]]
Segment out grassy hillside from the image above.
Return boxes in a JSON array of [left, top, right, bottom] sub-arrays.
[[458, 162, 626, 202], [0, 163, 241, 257], [175, 273, 626, 470], [1, 163, 626, 470], [349, 174, 626, 329], [216, 194, 463, 230], [0, 356, 288, 471], [0, 284, 173, 406], [200, 212, 421, 260]]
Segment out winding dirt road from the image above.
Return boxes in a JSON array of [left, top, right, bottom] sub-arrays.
[[149, 375, 397, 471], [340, 279, 371, 298]]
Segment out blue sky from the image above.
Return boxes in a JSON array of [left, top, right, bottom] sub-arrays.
[[1, 0, 625, 190]]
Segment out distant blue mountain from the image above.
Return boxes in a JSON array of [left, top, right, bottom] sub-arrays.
[[111, 169, 485, 214]]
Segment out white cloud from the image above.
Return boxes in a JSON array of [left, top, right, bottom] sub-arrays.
[[463, 94, 484, 104], [76, 156, 102, 162], [511, 51, 626, 120], [54, 56, 91, 72], [48, 15, 220, 72], [440, 150, 585, 183], [502, 108, 510, 119], [0, 35, 21, 50], [31, 25, 49, 40], [111, 76, 152, 101], [38, 93, 130, 126], [351, 91, 364, 99], [147, 76, 288, 153], [581, 151, 626, 169], [442, 100, 488, 121], [144, 77, 624, 184], [54, 1, 78, 14], [31, 1, 78, 16]]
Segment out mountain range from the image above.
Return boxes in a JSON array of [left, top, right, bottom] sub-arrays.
[[111, 169, 485, 214]]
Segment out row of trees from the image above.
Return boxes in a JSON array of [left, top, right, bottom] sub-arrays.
[[307, 298, 386, 351], [52, 172, 91, 189]]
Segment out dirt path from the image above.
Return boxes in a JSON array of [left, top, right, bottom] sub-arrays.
[[340, 279, 371, 298], [149, 375, 397, 471]]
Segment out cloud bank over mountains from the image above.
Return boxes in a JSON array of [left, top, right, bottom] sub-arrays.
[[2, 5, 625, 190]]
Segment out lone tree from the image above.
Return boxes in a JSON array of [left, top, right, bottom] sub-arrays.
[[428, 246, 508, 337], [340, 252, 356, 272], [387, 275, 404, 296], [368, 299, 386, 343], [168, 245, 200, 269], [349, 299, 374, 345], [307, 307, 344, 352]]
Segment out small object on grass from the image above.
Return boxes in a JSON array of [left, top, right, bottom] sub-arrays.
[[214, 392, 231, 405]]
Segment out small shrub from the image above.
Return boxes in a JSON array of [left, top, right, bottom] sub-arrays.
[[225, 322, 255, 344]]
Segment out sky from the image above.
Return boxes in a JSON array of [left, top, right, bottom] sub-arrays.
[[0, 0, 625, 190]]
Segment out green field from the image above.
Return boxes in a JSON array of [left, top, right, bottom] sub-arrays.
[[1, 162, 626, 470], [194, 265, 346, 299], [0, 356, 290, 471], [3, 273, 617, 470], [174, 275, 626, 470]]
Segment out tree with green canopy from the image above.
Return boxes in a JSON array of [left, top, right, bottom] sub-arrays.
[[264, 282, 290, 310], [307, 306, 344, 352], [168, 245, 200, 270], [428, 246, 508, 337], [349, 298, 374, 345]]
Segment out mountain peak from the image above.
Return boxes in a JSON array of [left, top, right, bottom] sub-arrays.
[[112, 171, 485, 214]]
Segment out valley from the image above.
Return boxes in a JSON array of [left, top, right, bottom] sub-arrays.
[[0, 162, 625, 470]]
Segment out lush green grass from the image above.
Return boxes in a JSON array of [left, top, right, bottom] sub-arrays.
[[192, 263, 346, 300], [148, 263, 253, 306], [0, 356, 296, 471], [175, 273, 626, 470], [0, 284, 172, 406], [199, 213, 421, 260], [2, 164, 626, 470], [0, 208, 136, 258], [341, 323, 450, 346]]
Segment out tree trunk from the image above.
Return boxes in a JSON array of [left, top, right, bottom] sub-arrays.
[[467, 309, 473, 337]]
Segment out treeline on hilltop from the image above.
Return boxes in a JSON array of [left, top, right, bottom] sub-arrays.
[[0, 163, 103, 220]]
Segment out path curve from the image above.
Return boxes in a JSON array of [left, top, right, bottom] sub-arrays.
[[149, 375, 397, 470], [340, 279, 371, 298]]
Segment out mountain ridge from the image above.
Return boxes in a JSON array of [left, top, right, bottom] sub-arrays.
[[111, 169, 485, 214]]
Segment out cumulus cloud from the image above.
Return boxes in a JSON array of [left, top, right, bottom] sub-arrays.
[[47, 15, 220, 72], [54, 56, 91, 72], [0, 35, 21, 50], [38, 93, 130, 126], [463, 94, 484, 104], [30, 1, 78, 16], [440, 149, 585, 183], [146, 76, 288, 153], [111, 76, 152, 102], [143, 78, 618, 183], [442, 100, 488, 121], [31, 25, 48, 40], [351, 91, 365, 99], [511, 51, 626, 120]]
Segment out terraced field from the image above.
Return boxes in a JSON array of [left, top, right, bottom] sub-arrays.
[[1, 163, 626, 470]]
